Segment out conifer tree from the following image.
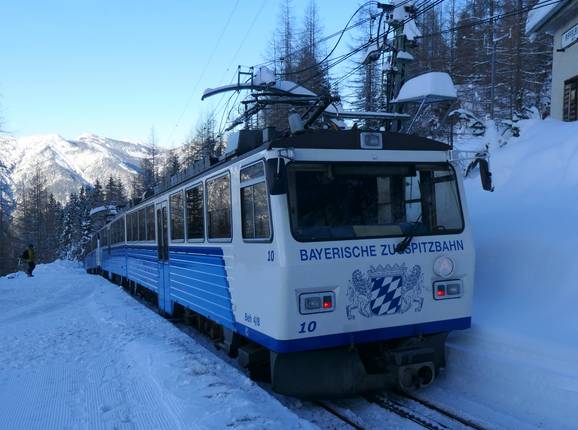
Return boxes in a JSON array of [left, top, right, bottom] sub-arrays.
[[60, 193, 77, 259], [105, 176, 116, 204], [163, 151, 181, 181], [77, 187, 92, 258], [113, 177, 128, 208], [91, 179, 104, 208]]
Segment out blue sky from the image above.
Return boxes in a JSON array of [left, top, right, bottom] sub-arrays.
[[0, 1, 357, 147]]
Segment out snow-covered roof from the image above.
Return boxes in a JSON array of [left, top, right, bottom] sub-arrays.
[[393, 72, 457, 104], [526, 0, 570, 35]]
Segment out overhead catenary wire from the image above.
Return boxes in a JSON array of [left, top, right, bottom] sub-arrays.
[[166, 0, 241, 146], [282, 1, 379, 77], [217, 0, 268, 85], [253, 7, 381, 70]]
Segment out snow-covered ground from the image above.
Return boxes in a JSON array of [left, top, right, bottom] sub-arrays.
[[0, 261, 314, 430], [1, 118, 578, 429]]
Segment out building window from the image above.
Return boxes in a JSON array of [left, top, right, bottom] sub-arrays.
[[207, 173, 231, 240], [564, 77, 578, 122], [186, 184, 204, 240], [146, 205, 155, 241], [240, 162, 271, 240], [170, 191, 185, 241]]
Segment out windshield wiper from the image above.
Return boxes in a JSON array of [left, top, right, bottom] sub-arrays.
[[395, 215, 422, 254]]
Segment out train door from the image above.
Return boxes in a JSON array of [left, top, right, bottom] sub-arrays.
[[156, 201, 173, 314]]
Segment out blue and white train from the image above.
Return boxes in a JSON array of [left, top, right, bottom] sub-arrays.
[[85, 128, 489, 397]]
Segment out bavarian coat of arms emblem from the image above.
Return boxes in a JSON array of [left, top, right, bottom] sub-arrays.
[[346, 264, 424, 319]]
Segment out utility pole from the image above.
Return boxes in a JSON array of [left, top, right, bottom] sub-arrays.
[[383, 1, 417, 131]]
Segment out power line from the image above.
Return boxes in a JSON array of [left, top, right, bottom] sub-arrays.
[[282, 2, 378, 77], [294, 0, 445, 92], [254, 8, 380, 70], [166, 0, 241, 146], [217, 0, 268, 84], [207, 2, 268, 140], [416, 0, 565, 40]]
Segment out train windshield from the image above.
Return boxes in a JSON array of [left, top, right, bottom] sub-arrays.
[[287, 162, 464, 242]]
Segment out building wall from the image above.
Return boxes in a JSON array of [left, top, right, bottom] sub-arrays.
[[551, 15, 578, 120]]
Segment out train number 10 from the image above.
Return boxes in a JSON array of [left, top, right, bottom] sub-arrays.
[[299, 321, 317, 334], [267, 250, 275, 262]]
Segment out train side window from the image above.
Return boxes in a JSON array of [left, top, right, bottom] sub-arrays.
[[145, 205, 155, 241], [129, 212, 137, 242], [207, 173, 231, 240], [110, 222, 115, 245], [134, 213, 139, 241], [112, 220, 118, 244], [131, 212, 138, 242], [120, 216, 126, 243], [170, 191, 185, 241], [126, 214, 132, 242], [240, 161, 271, 241], [186, 184, 204, 241], [138, 209, 146, 241]]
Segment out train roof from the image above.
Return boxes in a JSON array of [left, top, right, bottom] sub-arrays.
[[268, 129, 451, 152]]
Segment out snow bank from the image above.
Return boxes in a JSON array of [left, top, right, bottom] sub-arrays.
[[468, 118, 578, 343], [420, 118, 578, 430]]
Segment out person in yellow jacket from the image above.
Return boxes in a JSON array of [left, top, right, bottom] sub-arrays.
[[21, 244, 36, 277]]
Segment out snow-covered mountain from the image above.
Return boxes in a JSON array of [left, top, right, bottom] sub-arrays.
[[0, 133, 151, 202]]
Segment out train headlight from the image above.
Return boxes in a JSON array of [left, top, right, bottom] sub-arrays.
[[299, 292, 335, 314], [433, 256, 454, 278]]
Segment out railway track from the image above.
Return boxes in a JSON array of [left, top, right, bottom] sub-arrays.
[[366, 393, 490, 430], [315, 401, 366, 430], [315, 393, 491, 430]]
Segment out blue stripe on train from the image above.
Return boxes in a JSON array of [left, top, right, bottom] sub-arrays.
[[168, 246, 235, 329], [235, 317, 471, 353], [126, 246, 160, 292], [118, 245, 234, 329], [84, 250, 97, 270], [102, 246, 126, 276]]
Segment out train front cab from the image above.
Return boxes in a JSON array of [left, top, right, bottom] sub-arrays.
[[251, 143, 475, 397]]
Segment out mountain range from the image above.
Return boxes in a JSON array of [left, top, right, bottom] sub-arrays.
[[0, 134, 151, 203]]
